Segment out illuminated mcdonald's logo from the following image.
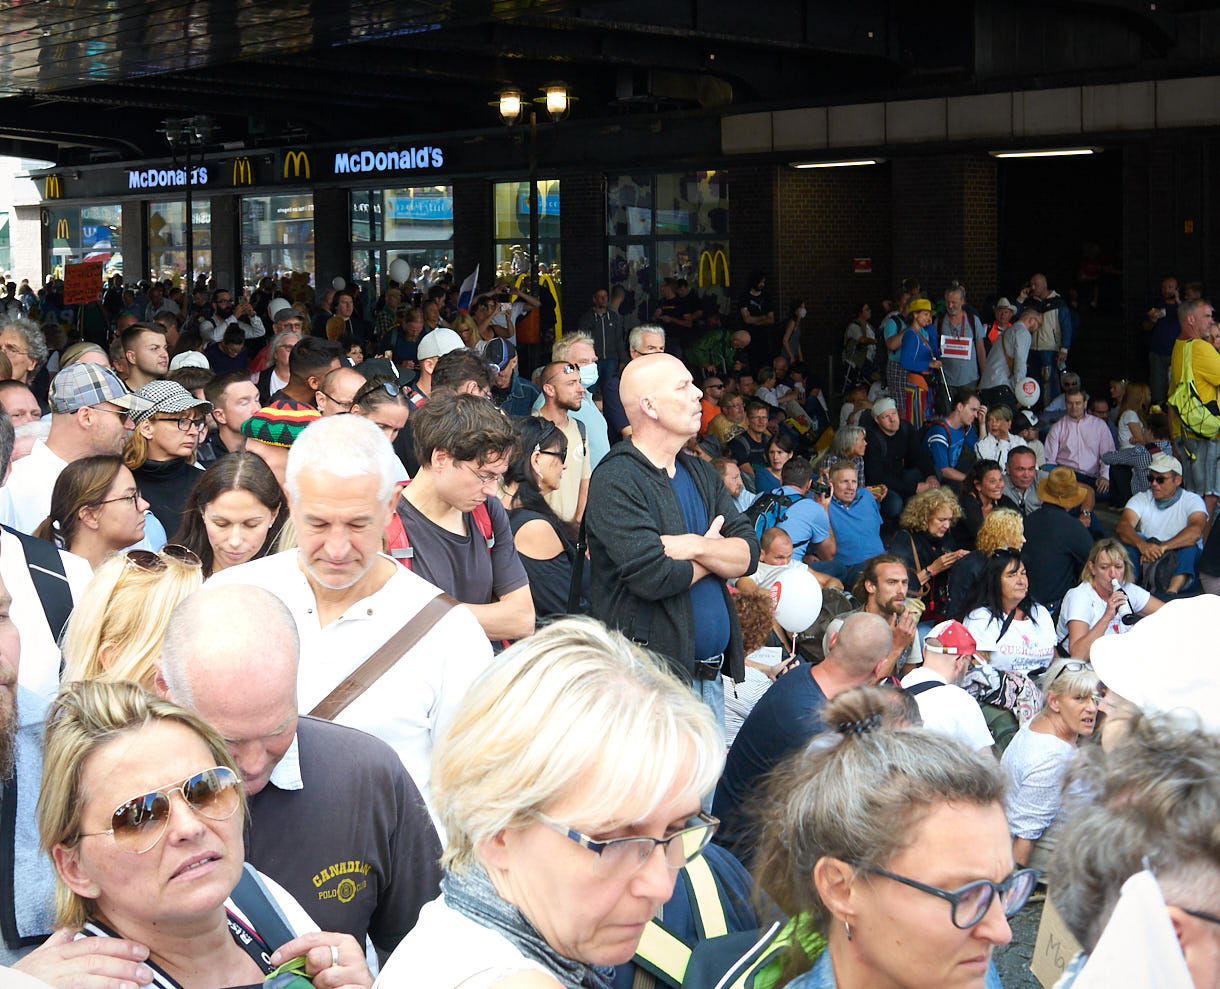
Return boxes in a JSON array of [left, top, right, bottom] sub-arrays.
[[45, 175, 61, 199], [283, 150, 311, 180], [233, 156, 254, 186], [56, 219, 70, 239], [698, 249, 729, 288]]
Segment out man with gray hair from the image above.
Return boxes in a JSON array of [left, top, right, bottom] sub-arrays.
[[207, 413, 493, 822], [935, 285, 987, 392], [602, 324, 667, 441], [156, 584, 442, 955]]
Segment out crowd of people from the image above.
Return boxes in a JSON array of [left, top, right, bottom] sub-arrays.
[[0, 263, 1216, 989]]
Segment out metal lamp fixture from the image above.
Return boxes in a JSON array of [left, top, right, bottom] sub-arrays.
[[543, 84, 570, 122], [497, 90, 523, 126]]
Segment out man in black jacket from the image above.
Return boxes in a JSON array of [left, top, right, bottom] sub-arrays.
[[862, 398, 938, 519], [586, 353, 759, 733], [1023, 466, 1095, 615]]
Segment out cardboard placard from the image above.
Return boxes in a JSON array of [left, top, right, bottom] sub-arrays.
[[62, 261, 105, 306], [1031, 896, 1083, 988]]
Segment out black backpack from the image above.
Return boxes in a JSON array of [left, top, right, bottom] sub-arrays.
[[744, 490, 799, 541]]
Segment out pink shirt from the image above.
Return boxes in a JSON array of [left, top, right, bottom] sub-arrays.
[[1044, 414, 1115, 479]]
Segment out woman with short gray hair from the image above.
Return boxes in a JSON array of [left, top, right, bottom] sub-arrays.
[[0, 316, 48, 386]]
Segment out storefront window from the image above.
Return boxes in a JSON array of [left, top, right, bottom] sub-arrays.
[[148, 200, 211, 285], [494, 180, 561, 314], [349, 187, 453, 310], [241, 194, 315, 288], [45, 204, 123, 280], [606, 172, 729, 325]]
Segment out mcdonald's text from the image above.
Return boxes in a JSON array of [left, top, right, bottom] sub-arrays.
[[334, 147, 443, 175], [129, 166, 208, 189]]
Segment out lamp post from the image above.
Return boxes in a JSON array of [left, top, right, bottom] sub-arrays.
[[160, 116, 215, 294], [496, 84, 571, 288]]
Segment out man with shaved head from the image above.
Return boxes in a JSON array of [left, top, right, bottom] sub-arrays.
[[315, 365, 365, 416], [585, 353, 760, 734], [157, 584, 441, 955]]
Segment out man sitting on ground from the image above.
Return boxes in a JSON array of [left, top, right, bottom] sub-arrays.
[[899, 619, 993, 751], [826, 459, 884, 586], [1116, 453, 1207, 594], [923, 388, 984, 485]]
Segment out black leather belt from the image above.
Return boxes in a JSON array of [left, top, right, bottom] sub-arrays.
[[693, 653, 725, 681]]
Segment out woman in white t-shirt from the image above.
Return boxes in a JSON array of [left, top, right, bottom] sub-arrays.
[[1116, 381, 1151, 449], [961, 549, 1057, 675], [1057, 537, 1163, 658]]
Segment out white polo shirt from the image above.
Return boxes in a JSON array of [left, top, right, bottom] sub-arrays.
[[900, 667, 994, 751], [207, 550, 493, 822], [0, 441, 68, 534]]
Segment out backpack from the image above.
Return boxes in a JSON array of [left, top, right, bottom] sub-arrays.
[[1168, 340, 1220, 440], [744, 491, 799, 541], [386, 488, 494, 569]]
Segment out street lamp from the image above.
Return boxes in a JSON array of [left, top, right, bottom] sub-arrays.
[[495, 84, 572, 288], [161, 115, 216, 293]]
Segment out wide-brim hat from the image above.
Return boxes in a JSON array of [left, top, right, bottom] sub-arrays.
[[1037, 465, 1088, 509], [129, 380, 212, 425]]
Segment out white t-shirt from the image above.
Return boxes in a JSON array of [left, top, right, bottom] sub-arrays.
[[1117, 409, 1142, 449], [375, 895, 550, 989], [1124, 489, 1207, 545], [0, 440, 68, 534], [1056, 580, 1151, 648], [724, 650, 779, 747], [1001, 725, 1076, 840], [207, 550, 493, 827], [900, 667, 993, 750], [963, 605, 1057, 674], [975, 433, 1018, 469]]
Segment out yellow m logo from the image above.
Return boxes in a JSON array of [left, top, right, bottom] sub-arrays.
[[56, 219, 70, 239], [283, 151, 310, 179], [233, 157, 254, 186], [45, 175, 61, 199], [697, 249, 729, 289]]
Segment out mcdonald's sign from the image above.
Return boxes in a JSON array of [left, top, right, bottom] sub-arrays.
[[44, 175, 61, 199], [697, 249, 729, 289], [283, 150, 311, 180], [56, 219, 70, 240], [232, 156, 254, 186]]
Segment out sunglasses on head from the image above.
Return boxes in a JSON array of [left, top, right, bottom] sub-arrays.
[[1050, 660, 1093, 685], [123, 544, 202, 573], [79, 766, 242, 854]]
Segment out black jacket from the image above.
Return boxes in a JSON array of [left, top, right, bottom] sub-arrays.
[[863, 417, 934, 498], [586, 443, 760, 683], [134, 457, 204, 539], [1023, 503, 1094, 612]]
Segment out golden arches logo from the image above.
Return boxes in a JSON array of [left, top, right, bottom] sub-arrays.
[[55, 219, 70, 239], [283, 150, 311, 180], [698, 249, 729, 289], [232, 156, 254, 186], [45, 175, 61, 199]]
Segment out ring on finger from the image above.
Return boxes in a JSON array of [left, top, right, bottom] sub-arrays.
[[329, 944, 340, 968]]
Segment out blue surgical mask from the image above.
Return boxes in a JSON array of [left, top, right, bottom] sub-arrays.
[[579, 364, 599, 389]]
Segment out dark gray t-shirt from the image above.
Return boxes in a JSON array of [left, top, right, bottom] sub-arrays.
[[395, 494, 528, 604], [245, 717, 442, 954]]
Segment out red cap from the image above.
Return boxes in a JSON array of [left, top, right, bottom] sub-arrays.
[[925, 620, 978, 656]]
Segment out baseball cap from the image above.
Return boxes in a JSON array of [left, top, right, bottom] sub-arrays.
[[924, 620, 978, 657], [169, 350, 211, 372], [1017, 410, 1038, 430], [1148, 452, 1183, 476], [49, 363, 150, 415], [486, 338, 517, 373], [416, 327, 465, 362], [273, 305, 304, 325], [129, 380, 213, 425]]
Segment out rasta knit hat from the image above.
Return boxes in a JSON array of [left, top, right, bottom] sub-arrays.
[[241, 399, 319, 448]]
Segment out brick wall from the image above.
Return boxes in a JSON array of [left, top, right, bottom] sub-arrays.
[[558, 172, 604, 330], [452, 179, 493, 291], [728, 164, 778, 308]]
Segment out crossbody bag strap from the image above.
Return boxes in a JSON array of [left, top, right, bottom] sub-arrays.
[[308, 592, 458, 721], [908, 532, 925, 586]]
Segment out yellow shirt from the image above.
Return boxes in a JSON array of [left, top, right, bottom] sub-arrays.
[[1170, 337, 1220, 405]]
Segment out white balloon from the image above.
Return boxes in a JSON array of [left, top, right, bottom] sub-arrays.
[[388, 259, 410, 283], [1017, 376, 1040, 408], [267, 298, 291, 319], [770, 566, 824, 634], [332, 276, 346, 290]]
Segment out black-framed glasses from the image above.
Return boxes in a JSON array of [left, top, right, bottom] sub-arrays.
[[96, 488, 142, 510], [86, 405, 132, 424], [318, 390, 353, 411], [857, 864, 1037, 929], [1147, 473, 1174, 485], [123, 544, 202, 573], [539, 812, 718, 878], [79, 766, 241, 854], [1179, 906, 1220, 927], [153, 414, 207, 432], [1049, 660, 1092, 685]]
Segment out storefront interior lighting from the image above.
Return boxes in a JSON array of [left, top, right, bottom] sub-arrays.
[[790, 159, 883, 169], [989, 148, 1098, 159]]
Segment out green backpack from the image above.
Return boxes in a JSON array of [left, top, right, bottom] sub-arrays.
[[1169, 340, 1220, 440]]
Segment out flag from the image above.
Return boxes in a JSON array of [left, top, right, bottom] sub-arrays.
[[457, 265, 480, 313]]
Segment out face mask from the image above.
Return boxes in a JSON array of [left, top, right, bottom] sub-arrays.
[[579, 364, 599, 389], [797, 308, 807, 318]]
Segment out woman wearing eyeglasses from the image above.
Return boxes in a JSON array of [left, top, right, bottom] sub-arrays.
[[60, 546, 203, 690], [124, 380, 213, 539], [1001, 657, 1100, 874], [753, 686, 1032, 989], [33, 455, 153, 571], [1056, 537, 1164, 659], [375, 617, 723, 989], [16, 680, 372, 989]]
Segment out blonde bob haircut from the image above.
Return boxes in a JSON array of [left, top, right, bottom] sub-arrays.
[[1040, 656, 1102, 710], [38, 680, 244, 929], [1080, 536, 1135, 585], [434, 617, 724, 873], [61, 550, 203, 690], [975, 507, 1024, 555], [898, 486, 962, 533]]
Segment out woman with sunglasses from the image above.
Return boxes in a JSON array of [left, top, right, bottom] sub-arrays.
[[753, 686, 1031, 989], [500, 417, 586, 618], [19, 680, 371, 989], [1001, 657, 1100, 873], [33, 455, 154, 571], [375, 617, 723, 989], [124, 380, 213, 538], [350, 373, 411, 444], [60, 545, 203, 690], [1056, 537, 1163, 659]]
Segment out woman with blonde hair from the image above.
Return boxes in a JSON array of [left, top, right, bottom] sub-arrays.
[[1116, 380, 1151, 448], [887, 487, 968, 625], [948, 507, 1025, 616], [60, 546, 202, 689], [376, 616, 723, 988], [1056, 536, 1163, 658]]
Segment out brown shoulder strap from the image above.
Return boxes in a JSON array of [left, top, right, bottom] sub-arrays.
[[308, 592, 459, 721]]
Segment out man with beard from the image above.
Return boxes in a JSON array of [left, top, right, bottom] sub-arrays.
[[535, 360, 590, 524], [852, 554, 921, 676], [205, 287, 266, 345], [900, 619, 993, 751]]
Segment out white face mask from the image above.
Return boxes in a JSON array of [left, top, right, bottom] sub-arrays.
[[797, 308, 807, 318]]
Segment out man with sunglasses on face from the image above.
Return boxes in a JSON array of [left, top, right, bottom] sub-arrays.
[[1116, 453, 1207, 594]]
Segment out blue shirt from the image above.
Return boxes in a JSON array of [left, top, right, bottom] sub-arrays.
[[776, 486, 831, 559], [670, 466, 731, 661], [828, 493, 884, 567], [924, 421, 979, 475]]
